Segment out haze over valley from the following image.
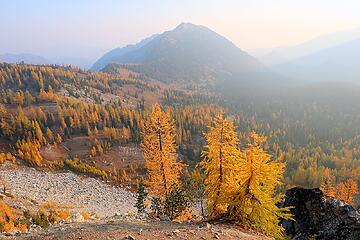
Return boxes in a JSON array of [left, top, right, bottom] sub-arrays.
[[1, 1, 360, 239]]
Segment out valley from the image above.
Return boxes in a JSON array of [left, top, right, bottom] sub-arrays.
[[1, 20, 360, 239]]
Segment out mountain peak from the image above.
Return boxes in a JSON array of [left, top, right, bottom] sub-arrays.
[[91, 24, 265, 84], [175, 22, 198, 30], [173, 22, 211, 34]]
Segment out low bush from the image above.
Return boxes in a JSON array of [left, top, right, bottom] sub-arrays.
[[63, 158, 108, 179], [0, 200, 27, 233]]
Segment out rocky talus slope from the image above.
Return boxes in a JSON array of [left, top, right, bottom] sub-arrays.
[[0, 164, 137, 218], [0, 164, 270, 240]]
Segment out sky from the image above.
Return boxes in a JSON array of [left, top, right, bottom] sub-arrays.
[[1, 0, 360, 65]]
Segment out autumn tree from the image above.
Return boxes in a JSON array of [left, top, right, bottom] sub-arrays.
[[227, 132, 291, 239], [46, 127, 54, 143], [55, 133, 62, 144], [164, 183, 191, 220], [320, 168, 336, 198], [0, 200, 15, 232], [141, 104, 185, 199], [200, 114, 242, 216], [16, 139, 43, 166], [336, 179, 358, 205]]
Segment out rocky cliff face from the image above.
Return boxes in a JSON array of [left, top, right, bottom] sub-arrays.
[[281, 187, 360, 240]]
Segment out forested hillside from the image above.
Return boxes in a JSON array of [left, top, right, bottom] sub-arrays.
[[3, 0, 360, 238], [0, 62, 359, 203]]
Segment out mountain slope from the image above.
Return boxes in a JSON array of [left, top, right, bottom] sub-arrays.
[[91, 34, 158, 71], [0, 53, 51, 65], [91, 23, 268, 86], [272, 39, 360, 82]]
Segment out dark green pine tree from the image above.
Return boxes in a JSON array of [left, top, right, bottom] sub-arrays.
[[135, 180, 148, 213], [164, 183, 190, 220]]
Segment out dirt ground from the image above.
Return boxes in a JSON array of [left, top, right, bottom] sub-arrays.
[[8, 219, 271, 240]]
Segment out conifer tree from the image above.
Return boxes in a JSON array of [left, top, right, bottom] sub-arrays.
[[46, 127, 54, 143], [55, 134, 62, 144], [200, 114, 242, 216], [320, 168, 336, 197], [164, 183, 190, 220], [227, 132, 291, 239], [336, 179, 358, 205], [141, 104, 185, 199], [185, 169, 206, 216], [135, 180, 148, 213], [33, 121, 43, 143]]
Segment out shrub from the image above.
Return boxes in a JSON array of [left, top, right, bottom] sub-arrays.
[[0, 152, 16, 164], [40, 202, 73, 223], [149, 183, 191, 220], [63, 158, 108, 179], [28, 202, 74, 229], [0, 200, 15, 232], [33, 211, 50, 228], [81, 212, 91, 220], [51, 160, 65, 169], [176, 208, 193, 221], [163, 183, 191, 220], [150, 197, 164, 217], [17, 210, 32, 229]]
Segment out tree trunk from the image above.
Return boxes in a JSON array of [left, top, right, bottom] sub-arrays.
[[213, 122, 224, 213], [157, 121, 168, 198]]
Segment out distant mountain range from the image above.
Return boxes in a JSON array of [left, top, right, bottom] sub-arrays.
[[247, 28, 360, 83], [0, 53, 51, 65], [0, 53, 94, 69], [4, 23, 360, 89], [272, 39, 360, 83], [249, 27, 360, 66]]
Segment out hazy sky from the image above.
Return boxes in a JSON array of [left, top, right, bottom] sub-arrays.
[[1, 0, 360, 62]]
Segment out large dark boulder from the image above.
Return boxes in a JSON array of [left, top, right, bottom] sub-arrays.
[[281, 187, 360, 239]]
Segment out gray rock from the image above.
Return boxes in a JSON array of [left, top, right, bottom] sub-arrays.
[[281, 187, 360, 240], [159, 214, 170, 221], [123, 235, 135, 240], [67, 213, 85, 223]]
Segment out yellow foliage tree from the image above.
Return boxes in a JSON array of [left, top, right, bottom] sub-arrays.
[[55, 133, 62, 144], [200, 114, 242, 216], [141, 104, 185, 199], [46, 127, 54, 143], [336, 179, 358, 205], [0, 200, 26, 232], [227, 132, 291, 239], [320, 168, 336, 198], [16, 138, 42, 166], [0, 200, 14, 232]]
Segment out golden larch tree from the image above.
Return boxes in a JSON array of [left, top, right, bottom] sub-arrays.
[[141, 104, 185, 199], [320, 168, 336, 198], [46, 127, 54, 143], [200, 114, 242, 216], [336, 179, 358, 205], [227, 131, 291, 239]]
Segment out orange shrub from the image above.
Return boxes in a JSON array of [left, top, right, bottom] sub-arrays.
[[81, 212, 90, 220]]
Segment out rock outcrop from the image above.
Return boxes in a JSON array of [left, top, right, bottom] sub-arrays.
[[281, 187, 360, 240]]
